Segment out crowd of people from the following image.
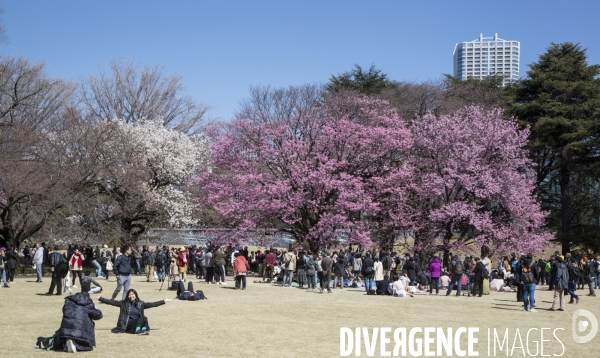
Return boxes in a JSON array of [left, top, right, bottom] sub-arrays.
[[2, 240, 599, 353]]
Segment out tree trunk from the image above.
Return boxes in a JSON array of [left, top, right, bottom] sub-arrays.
[[560, 166, 571, 255]]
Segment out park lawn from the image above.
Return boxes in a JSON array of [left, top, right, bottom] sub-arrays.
[[2, 274, 598, 357]]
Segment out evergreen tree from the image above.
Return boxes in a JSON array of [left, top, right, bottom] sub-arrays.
[[327, 64, 392, 95], [507, 42, 600, 254]]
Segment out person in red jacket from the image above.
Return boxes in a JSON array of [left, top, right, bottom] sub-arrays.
[[233, 252, 249, 290], [263, 250, 277, 283], [177, 247, 188, 282]]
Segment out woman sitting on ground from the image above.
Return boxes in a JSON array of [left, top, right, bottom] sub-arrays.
[[96, 289, 171, 335]]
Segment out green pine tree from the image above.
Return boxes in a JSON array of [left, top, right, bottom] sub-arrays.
[[507, 42, 600, 254], [327, 64, 392, 95]]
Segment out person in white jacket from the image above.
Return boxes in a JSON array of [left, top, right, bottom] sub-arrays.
[[32, 243, 45, 282]]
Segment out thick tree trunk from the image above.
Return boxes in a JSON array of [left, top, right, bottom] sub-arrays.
[[560, 166, 571, 255]]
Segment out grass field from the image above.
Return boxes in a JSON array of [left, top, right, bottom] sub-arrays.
[[3, 274, 598, 357]]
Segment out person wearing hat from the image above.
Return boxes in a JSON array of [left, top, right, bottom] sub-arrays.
[[177, 247, 188, 282]]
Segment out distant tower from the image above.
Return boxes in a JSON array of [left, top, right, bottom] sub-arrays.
[[453, 33, 520, 86]]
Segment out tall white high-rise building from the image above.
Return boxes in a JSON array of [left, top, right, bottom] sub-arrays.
[[453, 33, 520, 86]]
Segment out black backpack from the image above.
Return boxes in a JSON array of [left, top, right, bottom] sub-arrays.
[[453, 261, 464, 275], [521, 262, 535, 283], [382, 256, 391, 270], [155, 254, 165, 268], [568, 264, 581, 281]]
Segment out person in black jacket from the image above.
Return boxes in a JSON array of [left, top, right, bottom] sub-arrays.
[[520, 253, 540, 312], [472, 257, 486, 297], [96, 289, 172, 334], [47, 247, 69, 295], [36, 292, 103, 353], [333, 255, 346, 289], [5, 246, 18, 283]]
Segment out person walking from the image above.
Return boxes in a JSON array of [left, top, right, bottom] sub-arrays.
[[550, 257, 568, 311], [428, 256, 442, 296], [111, 246, 132, 300], [567, 257, 581, 304]]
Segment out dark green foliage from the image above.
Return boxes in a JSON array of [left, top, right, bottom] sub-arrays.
[[507, 42, 600, 254], [327, 64, 392, 95]]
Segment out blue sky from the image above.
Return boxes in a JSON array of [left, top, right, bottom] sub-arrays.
[[3, 1, 599, 121]]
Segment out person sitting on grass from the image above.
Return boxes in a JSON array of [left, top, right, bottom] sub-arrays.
[[391, 273, 413, 298], [81, 271, 103, 294], [95, 289, 172, 335], [35, 292, 103, 353]]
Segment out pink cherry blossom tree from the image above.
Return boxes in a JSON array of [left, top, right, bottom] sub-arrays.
[[406, 106, 553, 259], [192, 88, 412, 251]]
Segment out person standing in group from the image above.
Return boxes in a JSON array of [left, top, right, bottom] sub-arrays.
[[296, 252, 307, 288], [362, 253, 374, 294], [0, 248, 8, 288], [24, 245, 31, 267], [321, 251, 334, 294], [520, 253, 539, 312], [100, 245, 113, 280], [32, 243, 45, 283], [428, 256, 442, 296], [195, 249, 204, 279], [583, 256, 596, 297], [262, 250, 276, 283], [92, 246, 103, 278], [204, 248, 215, 284], [472, 257, 487, 298], [446, 255, 464, 297], [46, 247, 69, 295], [155, 248, 166, 282], [143, 246, 156, 283], [4, 246, 18, 284], [31, 243, 44, 282], [69, 247, 85, 288], [233, 252, 249, 290], [176, 247, 188, 282], [41, 242, 50, 277], [373, 256, 384, 288], [133, 247, 142, 276], [550, 257, 568, 311], [333, 254, 345, 289], [111, 245, 132, 300], [282, 250, 297, 287], [213, 246, 226, 285], [306, 255, 318, 291], [351, 253, 362, 286], [567, 257, 581, 304]]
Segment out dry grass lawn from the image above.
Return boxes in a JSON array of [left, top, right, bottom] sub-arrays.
[[3, 274, 599, 357]]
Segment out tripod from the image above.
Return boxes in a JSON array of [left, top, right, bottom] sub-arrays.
[[159, 267, 178, 291]]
